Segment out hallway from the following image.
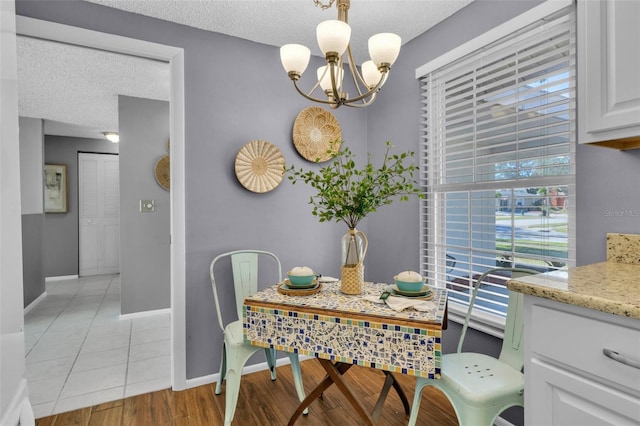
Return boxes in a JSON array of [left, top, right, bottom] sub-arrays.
[[24, 275, 171, 419]]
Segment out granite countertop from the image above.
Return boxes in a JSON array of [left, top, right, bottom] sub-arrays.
[[508, 233, 640, 319], [507, 262, 640, 320]]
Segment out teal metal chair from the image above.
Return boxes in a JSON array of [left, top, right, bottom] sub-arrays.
[[210, 250, 307, 426], [408, 267, 539, 426]]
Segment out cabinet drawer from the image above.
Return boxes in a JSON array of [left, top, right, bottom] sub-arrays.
[[530, 304, 640, 393], [527, 359, 640, 425]]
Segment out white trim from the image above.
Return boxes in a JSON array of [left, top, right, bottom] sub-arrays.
[[185, 355, 314, 389], [119, 307, 171, 321], [415, 0, 573, 78], [45, 275, 78, 282], [16, 16, 188, 392], [0, 378, 31, 426], [24, 291, 47, 315], [447, 302, 506, 340]]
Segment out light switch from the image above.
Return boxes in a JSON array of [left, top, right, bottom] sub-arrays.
[[140, 200, 155, 212]]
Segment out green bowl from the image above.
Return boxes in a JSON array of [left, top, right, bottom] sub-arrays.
[[394, 276, 426, 293], [287, 273, 315, 287]]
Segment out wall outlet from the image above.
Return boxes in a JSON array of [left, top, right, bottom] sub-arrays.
[[140, 200, 155, 212]]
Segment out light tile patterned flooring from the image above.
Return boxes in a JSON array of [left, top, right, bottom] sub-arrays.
[[24, 274, 171, 419]]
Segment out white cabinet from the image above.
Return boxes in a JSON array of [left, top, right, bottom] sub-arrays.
[[578, 0, 640, 149], [524, 296, 640, 425]]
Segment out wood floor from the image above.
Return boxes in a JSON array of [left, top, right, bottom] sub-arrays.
[[35, 359, 458, 425]]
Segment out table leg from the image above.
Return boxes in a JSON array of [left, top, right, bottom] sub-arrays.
[[288, 360, 410, 426], [319, 359, 376, 426], [389, 372, 411, 415], [371, 371, 411, 422], [287, 362, 353, 426]]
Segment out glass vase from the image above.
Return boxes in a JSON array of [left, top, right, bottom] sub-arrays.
[[340, 228, 368, 294]]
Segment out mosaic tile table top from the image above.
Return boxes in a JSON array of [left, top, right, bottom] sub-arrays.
[[243, 282, 448, 379]]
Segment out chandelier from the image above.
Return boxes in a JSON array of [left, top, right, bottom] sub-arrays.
[[280, 0, 401, 108]]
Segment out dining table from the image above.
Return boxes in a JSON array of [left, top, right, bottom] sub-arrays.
[[242, 280, 448, 425]]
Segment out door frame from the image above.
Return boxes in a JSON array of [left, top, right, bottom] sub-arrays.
[[16, 16, 188, 390]]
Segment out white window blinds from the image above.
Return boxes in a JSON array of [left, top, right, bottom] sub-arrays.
[[419, 5, 576, 329]]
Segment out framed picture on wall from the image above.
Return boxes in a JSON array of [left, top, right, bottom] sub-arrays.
[[44, 164, 68, 213]]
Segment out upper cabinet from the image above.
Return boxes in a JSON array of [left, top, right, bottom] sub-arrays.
[[578, 0, 640, 149]]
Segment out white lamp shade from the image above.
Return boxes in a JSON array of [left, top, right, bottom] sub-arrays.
[[317, 20, 351, 56], [368, 33, 401, 66], [317, 65, 343, 91], [280, 44, 311, 75], [361, 60, 382, 88]]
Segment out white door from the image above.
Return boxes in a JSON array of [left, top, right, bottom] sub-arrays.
[[79, 153, 120, 276]]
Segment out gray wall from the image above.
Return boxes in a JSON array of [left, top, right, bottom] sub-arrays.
[[16, 0, 368, 379], [575, 144, 640, 265], [19, 117, 45, 307], [118, 95, 171, 314], [43, 135, 119, 277]]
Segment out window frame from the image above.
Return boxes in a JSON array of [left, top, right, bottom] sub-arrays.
[[416, 0, 576, 338]]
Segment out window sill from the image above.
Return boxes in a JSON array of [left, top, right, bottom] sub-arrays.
[[447, 300, 507, 339]]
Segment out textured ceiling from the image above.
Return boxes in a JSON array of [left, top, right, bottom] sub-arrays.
[[85, 0, 474, 63], [17, 0, 473, 138], [17, 36, 170, 139]]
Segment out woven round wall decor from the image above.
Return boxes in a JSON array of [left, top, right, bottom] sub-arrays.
[[235, 140, 285, 193], [155, 155, 170, 191], [292, 106, 342, 162]]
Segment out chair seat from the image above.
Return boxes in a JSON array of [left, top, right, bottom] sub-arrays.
[[441, 352, 524, 404]]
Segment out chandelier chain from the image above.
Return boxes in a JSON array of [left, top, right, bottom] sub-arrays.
[[313, 0, 335, 11]]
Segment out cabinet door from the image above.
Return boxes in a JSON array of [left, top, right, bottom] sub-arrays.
[[527, 358, 640, 425], [578, 0, 640, 146]]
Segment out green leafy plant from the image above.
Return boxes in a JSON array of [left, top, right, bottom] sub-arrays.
[[285, 140, 424, 229]]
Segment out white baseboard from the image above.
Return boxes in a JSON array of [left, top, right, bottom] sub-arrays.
[[1, 378, 32, 426], [24, 291, 46, 315], [119, 307, 171, 321], [183, 354, 314, 390], [45, 275, 79, 282]]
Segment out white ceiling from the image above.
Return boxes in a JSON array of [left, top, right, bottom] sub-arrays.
[[17, 0, 473, 139]]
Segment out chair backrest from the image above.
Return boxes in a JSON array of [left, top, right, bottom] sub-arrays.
[[456, 267, 538, 371], [209, 249, 282, 331]]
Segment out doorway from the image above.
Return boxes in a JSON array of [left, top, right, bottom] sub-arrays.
[[16, 13, 187, 410], [78, 153, 120, 276]]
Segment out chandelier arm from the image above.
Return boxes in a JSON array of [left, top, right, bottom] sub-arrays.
[[292, 79, 339, 106], [329, 61, 342, 102], [343, 92, 378, 108], [305, 76, 324, 98], [340, 72, 388, 104], [345, 45, 369, 97]]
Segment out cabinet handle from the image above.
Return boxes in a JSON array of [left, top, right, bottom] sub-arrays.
[[603, 348, 640, 370]]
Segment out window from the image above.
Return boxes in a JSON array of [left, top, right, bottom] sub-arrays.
[[418, 4, 576, 334]]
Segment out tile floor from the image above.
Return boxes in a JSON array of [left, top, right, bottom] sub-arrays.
[[24, 274, 171, 419]]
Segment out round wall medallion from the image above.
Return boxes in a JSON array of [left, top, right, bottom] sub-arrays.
[[293, 106, 342, 162], [155, 155, 170, 191], [235, 140, 285, 193]]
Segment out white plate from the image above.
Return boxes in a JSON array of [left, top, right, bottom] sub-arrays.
[[318, 276, 339, 283]]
